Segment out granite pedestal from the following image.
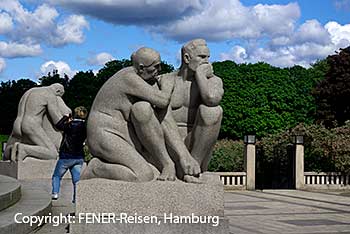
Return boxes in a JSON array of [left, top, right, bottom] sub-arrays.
[[0, 158, 86, 180], [71, 172, 229, 234]]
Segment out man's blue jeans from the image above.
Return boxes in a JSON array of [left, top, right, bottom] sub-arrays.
[[52, 158, 84, 203]]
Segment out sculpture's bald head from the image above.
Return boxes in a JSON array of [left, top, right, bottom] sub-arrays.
[[131, 47, 161, 67], [181, 39, 210, 72], [49, 83, 65, 97], [131, 47, 161, 82]]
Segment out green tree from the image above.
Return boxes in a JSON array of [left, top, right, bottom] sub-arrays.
[[260, 122, 350, 173], [64, 70, 100, 110], [96, 59, 132, 85], [213, 61, 322, 139], [39, 69, 69, 87], [208, 139, 244, 172], [0, 79, 37, 134], [313, 47, 350, 127]]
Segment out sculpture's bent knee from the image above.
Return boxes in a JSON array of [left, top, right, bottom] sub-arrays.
[[130, 101, 154, 124], [198, 105, 223, 126]]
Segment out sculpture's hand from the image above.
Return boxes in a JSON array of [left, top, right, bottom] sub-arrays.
[[194, 63, 223, 106], [159, 75, 175, 102], [159, 75, 175, 91], [180, 156, 201, 177], [195, 63, 214, 79]]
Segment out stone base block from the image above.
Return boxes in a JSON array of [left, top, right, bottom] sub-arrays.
[[71, 217, 229, 234], [0, 161, 17, 178], [72, 172, 229, 234], [76, 172, 224, 216], [0, 158, 86, 180], [18, 158, 60, 180]]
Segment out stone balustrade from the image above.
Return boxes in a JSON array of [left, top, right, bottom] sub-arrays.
[[216, 172, 246, 190], [304, 172, 350, 189]]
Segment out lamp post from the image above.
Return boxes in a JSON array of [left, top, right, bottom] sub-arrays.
[[244, 135, 256, 190], [293, 135, 304, 189], [293, 135, 304, 145], [244, 135, 256, 144]]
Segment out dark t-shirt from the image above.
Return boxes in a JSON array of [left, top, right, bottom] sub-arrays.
[[55, 116, 87, 159]]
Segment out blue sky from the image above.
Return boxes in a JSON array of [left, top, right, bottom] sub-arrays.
[[0, 0, 349, 81]]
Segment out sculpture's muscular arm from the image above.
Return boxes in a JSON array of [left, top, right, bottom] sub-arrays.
[[161, 105, 201, 175], [195, 64, 224, 107], [46, 93, 63, 124], [56, 96, 71, 116], [125, 74, 174, 109]]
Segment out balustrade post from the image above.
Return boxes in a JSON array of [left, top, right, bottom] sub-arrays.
[[293, 135, 304, 189], [244, 135, 256, 190]]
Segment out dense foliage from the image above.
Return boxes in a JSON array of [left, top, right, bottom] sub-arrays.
[[213, 61, 325, 139], [0, 79, 37, 134], [313, 47, 350, 127], [258, 122, 350, 173], [208, 139, 244, 172]]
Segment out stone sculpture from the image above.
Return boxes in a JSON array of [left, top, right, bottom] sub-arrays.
[[4, 83, 71, 161], [82, 39, 223, 183], [82, 47, 200, 182], [75, 41, 228, 234], [163, 38, 224, 173]]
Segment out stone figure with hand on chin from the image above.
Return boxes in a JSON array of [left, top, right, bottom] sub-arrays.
[[160, 39, 224, 182], [82, 47, 201, 182]]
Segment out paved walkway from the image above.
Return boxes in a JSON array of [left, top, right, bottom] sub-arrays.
[[30, 179, 74, 234], [225, 190, 350, 234], [32, 180, 350, 234]]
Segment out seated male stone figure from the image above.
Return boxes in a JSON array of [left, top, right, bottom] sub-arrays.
[[82, 47, 201, 182], [161, 39, 224, 175], [4, 83, 71, 161]]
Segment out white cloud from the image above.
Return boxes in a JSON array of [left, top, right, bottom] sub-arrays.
[[220, 46, 247, 63], [148, 1, 300, 42], [0, 58, 6, 73], [0, 0, 348, 69], [0, 0, 89, 48], [0, 41, 42, 58], [294, 20, 331, 45], [40, 60, 76, 78], [53, 0, 300, 42], [325, 21, 350, 49], [252, 3, 299, 37], [0, 12, 13, 34], [221, 17, 350, 68], [54, 15, 89, 46], [51, 0, 204, 25], [51, 0, 350, 68], [221, 42, 336, 68], [88, 52, 115, 66]]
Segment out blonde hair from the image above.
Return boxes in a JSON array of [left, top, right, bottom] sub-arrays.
[[74, 106, 88, 119]]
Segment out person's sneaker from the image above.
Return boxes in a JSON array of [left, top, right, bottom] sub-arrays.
[[52, 193, 59, 200]]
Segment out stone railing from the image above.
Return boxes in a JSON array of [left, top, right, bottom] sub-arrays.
[[304, 172, 350, 189], [216, 172, 246, 190]]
